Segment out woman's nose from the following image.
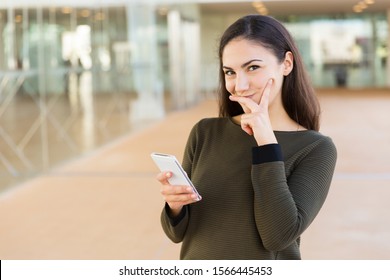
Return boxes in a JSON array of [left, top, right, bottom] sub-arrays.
[[234, 74, 249, 94]]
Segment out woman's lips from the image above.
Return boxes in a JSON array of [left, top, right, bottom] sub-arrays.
[[242, 94, 256, 99]]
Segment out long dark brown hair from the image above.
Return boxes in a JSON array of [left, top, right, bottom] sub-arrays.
[[218, 15, 320, 131]]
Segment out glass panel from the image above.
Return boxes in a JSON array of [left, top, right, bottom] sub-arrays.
[[0, 3, 170, 193], [283, 14, 388, 88]]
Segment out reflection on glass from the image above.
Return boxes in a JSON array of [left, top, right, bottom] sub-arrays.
[[285, 16, 388, 88], [129, 79, 165, 123], [79, 71, 94, 150]]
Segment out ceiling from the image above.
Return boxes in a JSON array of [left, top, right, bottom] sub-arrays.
[[199, 0, 390, 16], [1, 0, 388, 17]]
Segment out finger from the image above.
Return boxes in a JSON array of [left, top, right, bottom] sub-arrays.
[[241, 123, 253, 135], [156, 171, 172, 185], [162, 186, 200, 203], [161, 183, 193, 195], [240, 115, 254, 135], [259, 79, 273, 110], [167, 192, 200, 203], [173, 186, 201, 202], [229, 95, 260, 113]]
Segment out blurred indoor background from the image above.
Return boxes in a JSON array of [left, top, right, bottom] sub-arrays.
[[0, 0, 389, 259], [1, 0, 389, 192], [0, 0, 390, 190]]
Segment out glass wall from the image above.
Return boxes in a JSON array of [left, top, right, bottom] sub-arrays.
[[0, 6, 133, 191], [0, 3, 201, 192], [283, 14, 388, 88]]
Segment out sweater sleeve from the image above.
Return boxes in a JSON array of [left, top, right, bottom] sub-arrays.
[[160, 204, 190, 243], [160, 121, 199, 243], [251, 137, 337, 251]]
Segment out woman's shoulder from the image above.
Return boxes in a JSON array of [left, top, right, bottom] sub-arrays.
[[196, 117, 228, 124], [295, 130, 338, 169], [276, 129, 333, 143], [276, 130, 337, 158], [188, 117, 232, 141], [303, 130, 336, 148], [192, 117, 229, 130], [305, 130, 337, 155]]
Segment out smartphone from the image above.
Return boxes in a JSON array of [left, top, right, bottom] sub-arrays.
[[150, 152, 201, 200]]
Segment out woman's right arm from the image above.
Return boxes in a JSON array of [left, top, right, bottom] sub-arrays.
[[158, 121, 201, 243], [157, 171, 199, 243]]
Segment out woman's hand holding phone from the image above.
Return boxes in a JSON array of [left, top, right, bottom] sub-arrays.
[[152, 152, 202, 218], [156, 171, 201, 217]]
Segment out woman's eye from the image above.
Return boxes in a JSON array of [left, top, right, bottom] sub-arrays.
[[224, 70, 235, 76], [248, 65, 260, 71]]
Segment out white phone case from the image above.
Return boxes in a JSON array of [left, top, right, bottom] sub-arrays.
[[151, 152, 201, 200]]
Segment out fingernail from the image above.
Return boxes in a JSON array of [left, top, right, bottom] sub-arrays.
[[166, 172, 171, 178], [186, 187, 192, 192]]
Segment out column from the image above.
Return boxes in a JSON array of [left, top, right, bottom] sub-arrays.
[[127, 2, 164, 120], [167, 10, 182, 108], [6, 6, 16, 69], [168, 4, 200, 109], [0, 10, 5, 69], [387, 9, 390, 87]]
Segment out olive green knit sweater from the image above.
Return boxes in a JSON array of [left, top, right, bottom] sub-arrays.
[[161, 117, 337, 259]]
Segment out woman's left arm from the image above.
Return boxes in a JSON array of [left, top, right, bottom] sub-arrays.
[[251, 138, 337, 251]]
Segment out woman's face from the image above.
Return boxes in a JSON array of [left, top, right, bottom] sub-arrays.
[[222, 38, 293, 113]]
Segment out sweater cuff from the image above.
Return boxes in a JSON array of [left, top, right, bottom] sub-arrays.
[[165, 203, 187, 226], [252, 144, 283, 164]]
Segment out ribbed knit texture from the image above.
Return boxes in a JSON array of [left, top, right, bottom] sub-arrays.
[[161, 117, 337, 260]]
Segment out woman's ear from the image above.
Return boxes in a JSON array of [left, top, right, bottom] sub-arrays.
[[283, 51, 294, 76]]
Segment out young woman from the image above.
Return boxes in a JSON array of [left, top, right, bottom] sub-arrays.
[[156, 15, 337, 260]]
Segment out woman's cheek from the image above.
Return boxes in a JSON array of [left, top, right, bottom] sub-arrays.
[[225, 82, 234, 96]]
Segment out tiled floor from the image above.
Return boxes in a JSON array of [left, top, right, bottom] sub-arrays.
[[0, 89, 389, 259]]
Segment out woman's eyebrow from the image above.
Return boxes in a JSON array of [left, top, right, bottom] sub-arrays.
[[241, 59, 263, 68], [223, 59, 263, 70]]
